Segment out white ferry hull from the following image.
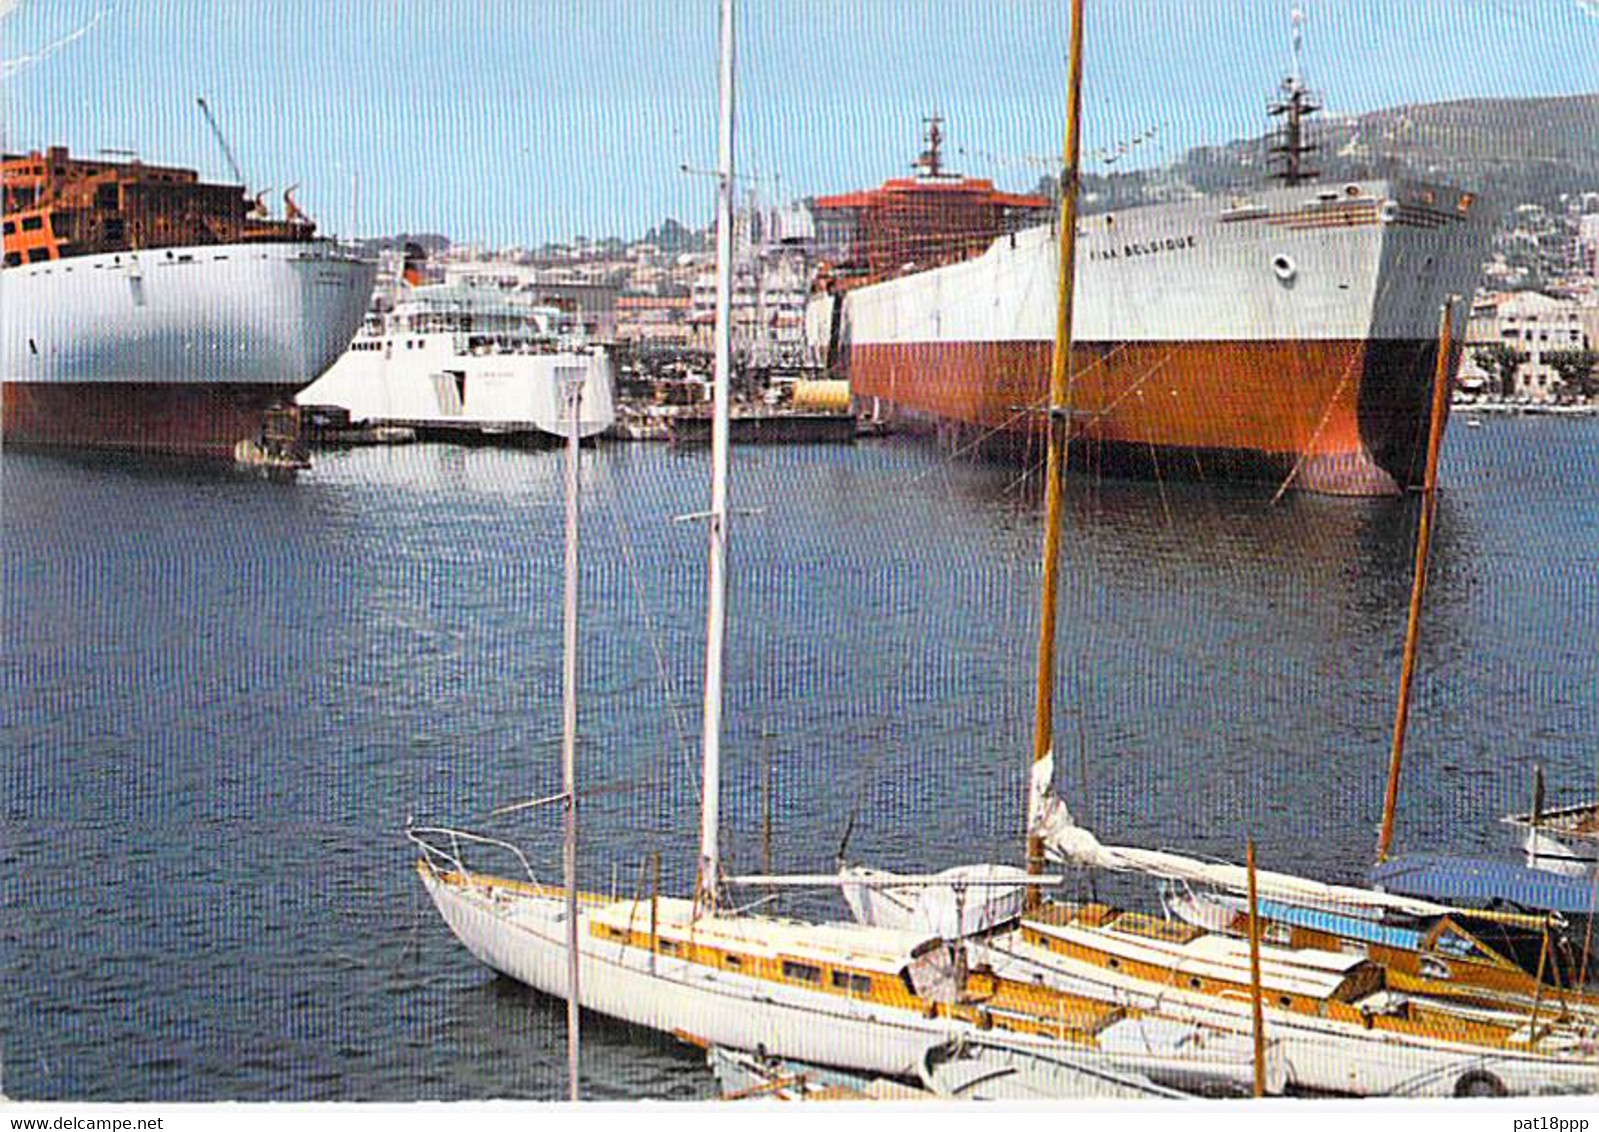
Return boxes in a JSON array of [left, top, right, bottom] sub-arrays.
[[298, 344, 616, 441]]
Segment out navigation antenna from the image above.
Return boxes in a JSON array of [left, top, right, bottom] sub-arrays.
[[1266, 7, 1320, 185], [915, 112, 946, 179], [196, 97, 247, 187]]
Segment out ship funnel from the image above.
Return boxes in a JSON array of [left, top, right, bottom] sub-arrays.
[[402, 241, 427, 288]]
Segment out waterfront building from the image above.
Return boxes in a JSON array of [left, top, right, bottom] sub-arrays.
[[1460, 291, 1590, 402], [1578, 213, 1599, 278], [616, 293, 694, 350], [688, 240, 812, 367]]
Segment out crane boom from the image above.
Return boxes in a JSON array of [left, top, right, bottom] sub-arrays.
[[195, 98, 246, 187]]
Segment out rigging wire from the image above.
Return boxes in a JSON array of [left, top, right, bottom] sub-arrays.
[[588, 449, 706, 877]]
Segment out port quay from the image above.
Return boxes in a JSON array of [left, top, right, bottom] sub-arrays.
[[4, 1, 1599, 1125]]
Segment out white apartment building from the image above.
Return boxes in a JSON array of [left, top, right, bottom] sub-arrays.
[[1578, 214, 1599, 278], [1460, 291, 1590, 402]]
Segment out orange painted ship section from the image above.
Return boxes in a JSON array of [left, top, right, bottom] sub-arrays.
[[811, 117, 1052, 285], [849, 338, 1443, 495], [2, 146, 313, 268]]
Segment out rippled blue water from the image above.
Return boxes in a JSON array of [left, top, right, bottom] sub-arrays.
[[4, 420, 1597, 1100]]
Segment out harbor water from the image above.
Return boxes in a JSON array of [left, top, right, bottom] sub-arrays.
[[4, 420, 1597, 1101]]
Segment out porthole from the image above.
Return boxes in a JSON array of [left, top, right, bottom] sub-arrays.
[[1380, 200, 1401, 224], [1272, 254, 1297, 282]]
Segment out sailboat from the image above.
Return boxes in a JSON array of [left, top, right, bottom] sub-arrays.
[[1034, 306, 1599, 1007], [842, 3, 1599, 1100], [408, 0, 1280, 1099], [1057, 305, 1599, 1002], [1503, 770, 1599, 880]]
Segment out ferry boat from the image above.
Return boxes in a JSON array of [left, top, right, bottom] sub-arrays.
[[297, 274, 615, 443], [1, 147, 376, 463]]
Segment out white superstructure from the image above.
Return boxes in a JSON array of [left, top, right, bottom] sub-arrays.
[[298, 283, 615, 440]]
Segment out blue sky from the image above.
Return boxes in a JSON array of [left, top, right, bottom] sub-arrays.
[[2, 1, 1597, 246]]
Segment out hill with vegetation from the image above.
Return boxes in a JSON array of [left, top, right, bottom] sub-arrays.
[[1065, 93, 1599, 216]]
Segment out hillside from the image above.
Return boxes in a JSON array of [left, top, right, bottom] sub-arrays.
[[1073, 93, 1599, 215]]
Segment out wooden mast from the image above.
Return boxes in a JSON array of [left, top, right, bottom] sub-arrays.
[[696, 0, 736, 916], [1245, 839, 1267, 1099], [1376, 300, 1454, 863], [1028, 0, 1087, 898]]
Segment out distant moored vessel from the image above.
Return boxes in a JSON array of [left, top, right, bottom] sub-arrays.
[[1, 146, 376, 463], [297, 253, 615, 444], [807, 82, 1494, 496]]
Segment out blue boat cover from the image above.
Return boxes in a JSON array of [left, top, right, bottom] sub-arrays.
[[1369, 854, 1599, 916], [1257, 898, 1425, 951]]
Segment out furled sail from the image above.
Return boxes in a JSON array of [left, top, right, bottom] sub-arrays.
[[1027, 751, 1466, 922], [840, 863, 1030, 939]]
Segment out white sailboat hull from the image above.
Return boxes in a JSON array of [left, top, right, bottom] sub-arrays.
[[975, 932, 1599, 1097], [417, 867, 1278, 1094], [422, 869, 952, 1077]]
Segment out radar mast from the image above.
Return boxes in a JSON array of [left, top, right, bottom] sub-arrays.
[[1267, 7, 1320, 185]]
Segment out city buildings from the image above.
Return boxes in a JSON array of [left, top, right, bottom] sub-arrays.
[[1460, 290, 1592, 402]]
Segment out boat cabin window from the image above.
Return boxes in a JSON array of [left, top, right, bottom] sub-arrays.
[[723, 954, 743, 970], [658, 940, 680, 956], [2, 220, 13, 235], [1331, 961, 1386, 1004], [95, 184, 118, 210], [3, 252, 19, 267], [781, 960, 821, 985], [1432, 929, 1489, 961], [20, 215, 43, 232], [830, 971, 872, 995], [27, 247, 50, 263]]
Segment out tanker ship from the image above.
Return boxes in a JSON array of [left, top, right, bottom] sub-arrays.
[[808, 99, 1493, 496], [2, 147, 376, 463]]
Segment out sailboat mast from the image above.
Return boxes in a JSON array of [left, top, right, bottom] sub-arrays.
[[1376, 300, 1454, 863], [560, 374, 583, 1100], [1028, 0, 1087, 889], [696, 0, 737, 915]]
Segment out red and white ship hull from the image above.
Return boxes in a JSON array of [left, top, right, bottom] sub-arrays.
[[2, 240, 376, 459], [811, 180, 1492, 496]]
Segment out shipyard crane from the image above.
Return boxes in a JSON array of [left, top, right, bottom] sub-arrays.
[[195, 97, 247, 188]]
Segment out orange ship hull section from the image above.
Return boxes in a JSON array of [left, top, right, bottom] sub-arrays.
[[848, 339, 1443, 496], [3, 382, 295, 460]]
